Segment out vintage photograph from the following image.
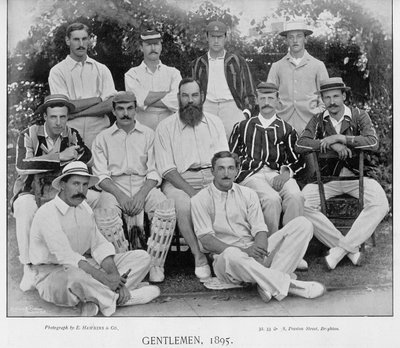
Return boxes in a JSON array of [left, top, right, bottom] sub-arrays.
[[5, 0, 396, 346]]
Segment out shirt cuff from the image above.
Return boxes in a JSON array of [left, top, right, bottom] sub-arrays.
[[280, 165, 294, 178], [92, 243, 116, 266], [161, 167, 177, 178], [147, 171, 162, 186]]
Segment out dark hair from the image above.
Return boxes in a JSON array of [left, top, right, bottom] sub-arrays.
[[112, 100, 137, 110], [178, 78, 203, 95], [44, 103, 70, 115], [60, 174, 72, 184], [66, 22, 89, 38], [211, 151, 240, 169]]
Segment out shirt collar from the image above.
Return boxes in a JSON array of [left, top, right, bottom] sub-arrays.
[[140, 60, 163, 72], [66, 55, 94, 70], [178, 113, 208, 130], [110, 120, 145, 135], [54, 195, 83, 215], [210, 181, 236, 198], [286, 49, 310, 62], [257, 114, 277, 128], [208, 50, 226, 61], [323, 105, 352, 121]]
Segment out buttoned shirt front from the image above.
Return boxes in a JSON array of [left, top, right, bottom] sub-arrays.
[[49, 55, 116, 101], [124, 61, 181, 111], [191, 183, 268, 249], [29, 195, 115, 268], [92, 121, 161, 186], [154, 112, 228, 176], [206, 51, 233, 102], [325, 105, 352, 134]]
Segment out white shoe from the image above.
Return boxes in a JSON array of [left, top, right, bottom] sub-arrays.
[[19, 265, 37, 292], [195, 264, 212, 282], [149, 266, 165, 283], [296, 259, 308, 271], [81, 302, 99, 316], [118, 286, 160, 306], [288, 280, 326, 299], [257, 285, 272, 303], [324, 247, 347, 270], [348, 251, 364, 266], [203, 277, 244, 290]]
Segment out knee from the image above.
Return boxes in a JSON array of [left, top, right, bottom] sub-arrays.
[[260, 191, 281, 207], [65, 267, 91, 286], [220, 247, 244, 262], [292, 216, 313, 238], [127, 250, 151, 267]]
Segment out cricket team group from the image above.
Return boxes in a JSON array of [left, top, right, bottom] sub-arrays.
[[11, 18, 389, 316]]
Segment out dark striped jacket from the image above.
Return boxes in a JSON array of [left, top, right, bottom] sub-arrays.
[[12, 124, 92, 205], [229, 116, 304, 183], [295, 106, 379, 178], [190, 52, 257, 116]]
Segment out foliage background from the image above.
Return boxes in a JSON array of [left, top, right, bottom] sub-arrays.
[[7, 0, 393, 214]]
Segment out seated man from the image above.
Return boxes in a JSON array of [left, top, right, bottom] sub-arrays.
[[154, 78, 228, 281], [29, 162, 160, 316], [11, 94, 94, 291], [229, 82, 304, 235], [191, 151, 325, 302], [296, 77, 389, 270], [92, 91, 174, 283]]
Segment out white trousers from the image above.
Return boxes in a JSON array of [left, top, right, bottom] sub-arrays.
[[242, 168, 304, 234], [136, 107, 173, 131], [213, 217, 313, 301], [13, 190, 100, 265], [303, 178, 389, 253], [32, 250, 151, 316], [203, 99, 245, 139]]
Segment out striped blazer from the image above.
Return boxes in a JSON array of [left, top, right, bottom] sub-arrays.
[[12, 124, 92, 205], [229, 116, 304, 183], [295, 106, 379, 177], [191, 52, 257, 116]]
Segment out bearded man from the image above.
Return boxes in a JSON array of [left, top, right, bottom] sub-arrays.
[[154, 78, 228, 281]]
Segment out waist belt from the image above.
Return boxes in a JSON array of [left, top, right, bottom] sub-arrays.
[[187, 166, 212, 172]]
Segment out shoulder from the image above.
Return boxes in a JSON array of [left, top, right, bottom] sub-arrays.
[[50, 57, 68, 72], [234, 183, 256, 200], [156, 113, 178, 134], [125, 65, 141, 76], [191, 185, 212, 205], [203, 111, 225, 127]]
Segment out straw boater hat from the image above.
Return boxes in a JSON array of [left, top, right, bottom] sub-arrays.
[[140, 28, 162, 44], [206, 21, 227, 34], [279, 20, 313, 37], [256, 82, 279, 94], [35, 94, 75, 114], [52, 161, 99, 190], [316, 77, 351, 95]]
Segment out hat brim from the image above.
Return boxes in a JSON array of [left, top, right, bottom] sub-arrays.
[[315, 86, 351, 95], [279, 29, 313, 37], [35, 101, 76, 115], [52, 172, 99, 191]]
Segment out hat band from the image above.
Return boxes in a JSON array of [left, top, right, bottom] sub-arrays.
[[321, 83, 346, 90], [141, 34, 161, 40], [62, 167, 90, 175]]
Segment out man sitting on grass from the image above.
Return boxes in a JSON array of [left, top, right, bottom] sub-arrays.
[[28, 162, 160, 316], [191, 151, 325, 302]]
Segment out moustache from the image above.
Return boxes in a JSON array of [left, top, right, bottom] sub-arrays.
[[77, 47, 86, 50], [328, 104, 339, 108], [121, 116, 131, 120], [72, 193, 86, 200], [261, 105, 272, 109]]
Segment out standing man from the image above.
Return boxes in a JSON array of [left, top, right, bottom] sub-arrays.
[[125, 28, 181, 130], [12, 94, 93, 292], [267, 20, 329, 134], [229, 82, 304, 235], [191, 151, 325, 302], [296, 77, 389, 270], [154, 78, 228, 281], [191, 21, 257, 138], [49, 22, 117, 148], [92, 92, 175, 283], [29, 161, 160, 317]]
